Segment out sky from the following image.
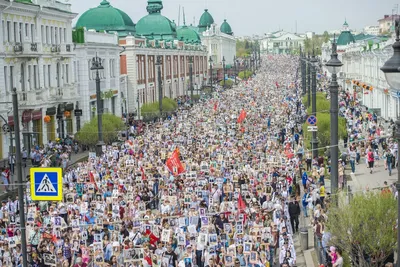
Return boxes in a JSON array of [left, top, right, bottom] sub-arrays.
[[66, 0, 400, 36]]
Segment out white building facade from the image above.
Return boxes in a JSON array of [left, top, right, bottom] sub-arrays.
[[321, 37, 397, 120], [0, 0, 77, 158], [201, 24, 236, 66], [260, 31, 305, 54]]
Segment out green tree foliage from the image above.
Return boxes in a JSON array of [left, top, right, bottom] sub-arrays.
[[303, 35, 324, 55], [219, 79, 234, 88], [326, 192, 396, 266], [236, 40, 252, 57], [302, 92, 347, 150], [140, 97, 178, 122], [75, 113, 125, 147], [238, 71, 253, 80], [322, 31, 330, 43]]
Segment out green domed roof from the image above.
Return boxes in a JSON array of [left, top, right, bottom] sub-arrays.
[[135, 0, 176, 40], [177, 25, 201, 43], [337, 31, 355, 46], [220, 19, 233, 35], [198, 9, 214, 32], [76, 0, 135, 37]]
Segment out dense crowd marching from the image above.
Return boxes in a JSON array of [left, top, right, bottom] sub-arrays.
[[0, 55, 350, 267]]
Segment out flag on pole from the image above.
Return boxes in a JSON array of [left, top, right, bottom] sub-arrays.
[[140, 166, 146, 180], [213, 101, 218, 111]]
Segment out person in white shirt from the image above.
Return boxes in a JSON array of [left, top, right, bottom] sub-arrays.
[[210, 184, 222, 205]]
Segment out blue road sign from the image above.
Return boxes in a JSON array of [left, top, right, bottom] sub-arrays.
[[307, 115, 317, 126], [30, 168, 62, 201]]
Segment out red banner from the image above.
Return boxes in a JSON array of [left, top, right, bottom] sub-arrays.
[[166, 149, 185, 176], [213, 101, 218, 111], [237, 109, 247, 124]]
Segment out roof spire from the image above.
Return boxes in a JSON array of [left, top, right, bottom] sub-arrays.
[[183, 6, 186, 25], [99, 0, 110, 7]]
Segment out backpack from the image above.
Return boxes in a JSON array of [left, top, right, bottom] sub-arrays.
[[302, 193, 308, 207]]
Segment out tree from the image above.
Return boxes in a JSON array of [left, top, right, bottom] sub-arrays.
[[140, 97, 178, 122], [326, 192, 396, 267], [322, 31, 330, 43], [302, 92, 347, 151], [238, 71, 253, 80], [219, 79, 233, 88], [75, 113, 126, 148]]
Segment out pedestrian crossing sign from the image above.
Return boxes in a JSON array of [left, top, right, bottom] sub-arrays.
[[30, 168, 63, 201]]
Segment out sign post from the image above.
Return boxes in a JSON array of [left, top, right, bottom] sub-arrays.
[[30, 167, 63, 201]]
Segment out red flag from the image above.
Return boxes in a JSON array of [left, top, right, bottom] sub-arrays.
[[166, 149, 185, 176], [240, 127, 245, 133], [145, 229, 159, 246], [275, 81, 279, 88], [238, 194, 246, 211], [89, 172, 99, 191], [237, 110, 247, 124], [213, 101, 218, 111], [140, 166, 146, 180]]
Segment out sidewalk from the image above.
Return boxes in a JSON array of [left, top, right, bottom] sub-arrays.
[[0, 151, 89, 200]]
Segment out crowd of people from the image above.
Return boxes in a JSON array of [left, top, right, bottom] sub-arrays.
[[0, 55, 346, 267]]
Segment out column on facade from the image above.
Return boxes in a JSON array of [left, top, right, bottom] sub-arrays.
[[145, 54, 149, 104]]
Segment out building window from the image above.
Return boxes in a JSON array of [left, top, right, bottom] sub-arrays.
[[43, 65, 47, 88], [3, 67, 7, 94], [9, 66, 14, 91], [111, 96, 116, 114], [6, 21, 10, 42], [48, 65, 51, 87], [66, 118, 73, 135], [33, 65, 38, 89], [65, 64, 69, 84], [47, 116, 55, 142], [41, 25, 45, 43], [28, 65, 32, 90], [25, 23, 29, 38], [46, 26, 49, 44], [13, 22, 18, 42], [63, 28, 66, 43], [1, 20, 4, 43], [31, 24, 34, 43], [19, 23, 23, 43]]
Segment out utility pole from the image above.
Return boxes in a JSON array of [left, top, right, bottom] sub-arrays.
[[12, 88, 28, 267], [156, 55, 163, 116], [91, 55, 104, 157], [307, 53, 311, 108], [311, 50, 319, 159]]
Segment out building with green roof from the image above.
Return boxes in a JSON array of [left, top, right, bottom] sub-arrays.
[[220, 19, 233, 35], [198, 9, 214, 33], [135, 0, 177, 40], [75, 0, 135, 37], [337, 20, 355, 46]]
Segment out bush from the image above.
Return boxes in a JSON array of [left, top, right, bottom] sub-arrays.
[[75, 114, 125, 147], [141, 97, 178, 122], [219, 79, 234, 88], [326, 192, 396, 266], [238, 71, 253, 80]]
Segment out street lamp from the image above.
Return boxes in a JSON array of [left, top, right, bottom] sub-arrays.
[[234, 56, 237, 84], [222, 56, 226, 89], [189, 56, 194, 100], [300, 45, 306, 96], [209, 56, 213, 87], [325, 35, 342, 194], [310, 49, 319, 159], [381, 19, 400, 260], [156, 55, 163, 117], [307, 53, 311, 108], [91, 55, 104, 157]]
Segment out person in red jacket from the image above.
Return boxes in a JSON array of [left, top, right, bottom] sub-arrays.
[[367, 148, 375, 174]]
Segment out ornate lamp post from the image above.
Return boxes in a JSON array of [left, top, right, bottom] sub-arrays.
[[189, 56, 194, 100], [233, 56, 237, 84], [310, 49, 319, 159], [91, 55, 104, 157], [222, 56, 226, 88], [209, 56, 213, 87], [155, 55, 163, 117], [381, 20, 400, 260], [325, 36, 343, 194]]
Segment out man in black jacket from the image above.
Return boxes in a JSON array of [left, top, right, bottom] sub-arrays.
[[288, 199, 301, 234]]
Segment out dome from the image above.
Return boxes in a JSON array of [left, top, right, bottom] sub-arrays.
[[220, 19, 233, 35], [135, 0, 177, 39], [337, 20, 355, 46], [75, 0, 135, 37], [177, 25, 201, 43], [198, 9, 214, 32]]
